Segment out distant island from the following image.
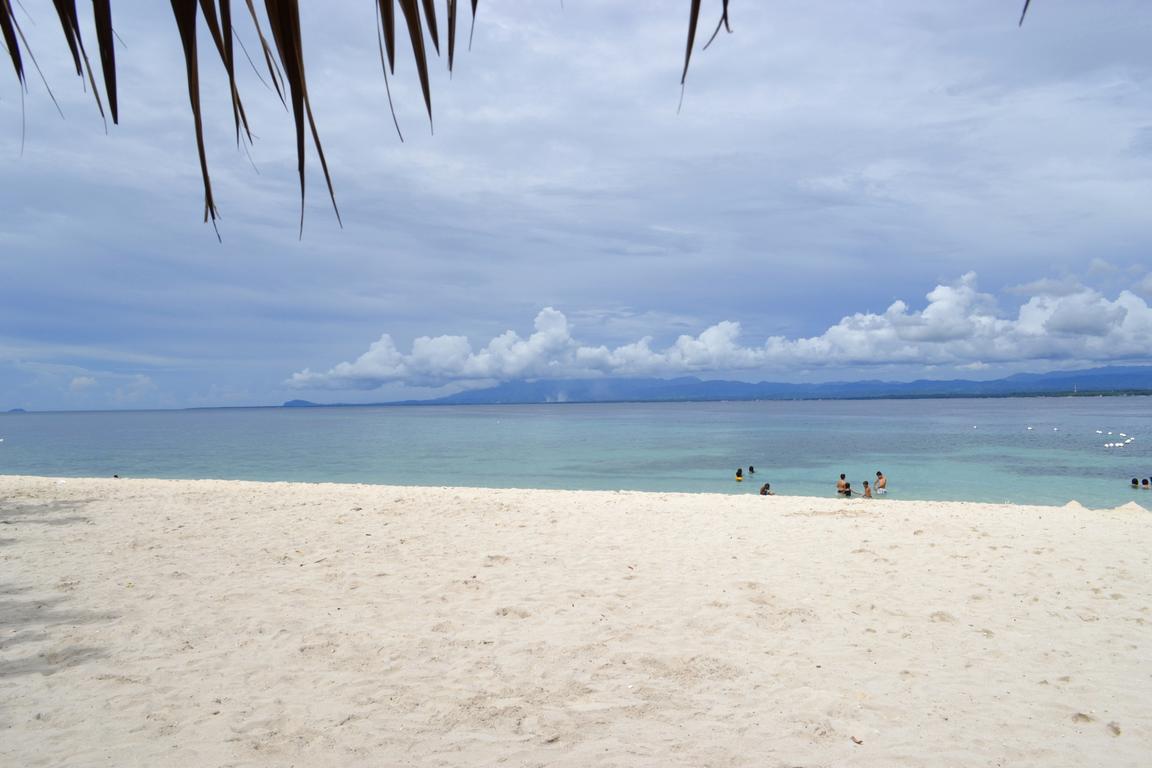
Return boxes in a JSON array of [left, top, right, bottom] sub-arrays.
[[283, 364, 1152, 407]]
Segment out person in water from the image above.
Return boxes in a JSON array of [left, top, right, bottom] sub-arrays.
[[748, 465, 755, 474], [836, 473, 848, 495], [875, 471, 887, 494], [1143, 478, 1151, 490], [759, 482, 773, 496], [862, 480, 872, 498], [841, 481, 854, 497], [735, 468, 744, 482], [1134, 478, 1141, 489]]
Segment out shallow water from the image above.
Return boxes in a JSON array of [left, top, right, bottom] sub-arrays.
[[1, 397, 1150, 508]]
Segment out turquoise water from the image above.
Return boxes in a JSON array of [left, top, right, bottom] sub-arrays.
[[1, 398, 1150, 509]]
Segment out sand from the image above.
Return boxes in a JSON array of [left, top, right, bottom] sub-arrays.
[[1, 475, 1149, 767]]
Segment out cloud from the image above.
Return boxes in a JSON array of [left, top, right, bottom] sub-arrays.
[[290, 308, 579, 389], [70, 376, 97, 392], [8, 3, 1152, 409], [1007, 276, 1084, 298], [289, 272, 1152, 390], [1135, 272, 1152, 297], [112, 375, 157, 404]]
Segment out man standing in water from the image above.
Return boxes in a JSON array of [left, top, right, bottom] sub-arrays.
[[875, 471, 888, 495], [836, 473, 848, 495]]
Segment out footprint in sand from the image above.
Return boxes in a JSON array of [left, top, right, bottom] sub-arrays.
[[495, 606, 531, 619], [930, 611, 956, 623]]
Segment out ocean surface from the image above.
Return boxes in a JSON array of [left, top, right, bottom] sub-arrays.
[[2, 397, 1151, 509]]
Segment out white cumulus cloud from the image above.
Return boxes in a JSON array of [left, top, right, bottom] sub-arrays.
[[289, 273, 1152, 390]]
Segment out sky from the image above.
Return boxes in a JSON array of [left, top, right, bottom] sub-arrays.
[[2, 1, 1152, 411]]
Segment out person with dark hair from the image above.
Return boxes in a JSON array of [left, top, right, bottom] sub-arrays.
[[735, 468, 743, 482], [836, 473, 848, 495], [759, 482, 773, 496], [862, 480, 872, 498], [875, 471, 887, 494], [748, 465, 755, 474], [842, 481, 854, 498], [1134, 478, 1141, 489], [1143, 478, 1151, 490]]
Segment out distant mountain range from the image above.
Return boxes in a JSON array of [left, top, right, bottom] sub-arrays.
[[282, 365, 1152, 407]]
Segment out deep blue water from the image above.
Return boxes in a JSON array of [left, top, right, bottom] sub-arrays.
[[1, 397, 1151, 508]]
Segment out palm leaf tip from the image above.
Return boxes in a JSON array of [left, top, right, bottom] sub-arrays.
[[446, 0, 457, 71], [0, 0, 26, 86], [397, 0, 433, 124], [261, 0, 340, 234], [170, 0, 219, 225], [92, 0, 118, 122], [420, 0, 439, 54], [681, 0, 701, 85]]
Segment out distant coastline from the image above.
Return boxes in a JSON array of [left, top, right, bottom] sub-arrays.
[[4, 364, 1151, 414], [281, 389, 1152, 409], [279, 364, 1152, 409]]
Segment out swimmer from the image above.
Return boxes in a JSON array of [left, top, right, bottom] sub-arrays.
[[735, 468, 744, 482], [875, 471, 887, 494], [748, 465, 755, 474], [1134, 478, 1141, 489], [1143, 478, 1151, 490], [862, 480, 872, 498], [842, 481, 854, 498], [759, 483, 773, 496], [836, 473, 848, 495]]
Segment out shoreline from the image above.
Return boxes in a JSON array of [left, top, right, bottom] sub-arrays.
[[2, 475, 1150, 766], [4, 473, 1149, 512]]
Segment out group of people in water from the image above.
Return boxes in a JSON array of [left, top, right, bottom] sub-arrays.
[[836, 471, 887, 498], [734, 466, 888, 498], [1132, 478, 1151, 490], [735, 466, 774, 495]]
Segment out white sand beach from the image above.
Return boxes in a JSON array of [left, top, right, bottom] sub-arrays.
[[1, 475, 1149, 767]]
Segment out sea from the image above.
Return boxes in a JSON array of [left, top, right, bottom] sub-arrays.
[[1, 397, 1150, 509]]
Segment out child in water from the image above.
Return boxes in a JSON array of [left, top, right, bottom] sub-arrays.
[[735, 468, 743, 482], [759, 483, 773, 496], [862, 480, 872, 498]]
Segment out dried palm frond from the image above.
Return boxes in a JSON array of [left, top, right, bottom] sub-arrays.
[[91, 0, 117, 122], [262, 0, 340, 234], [396, 0, 433, 126], [3, 1, 735, 233], [0, 0, 26, 88], [170, 0, 219, 233], [1019, 0, 1032, 27], [196, 0, 250, 145], [48, 0, 113, 124]]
